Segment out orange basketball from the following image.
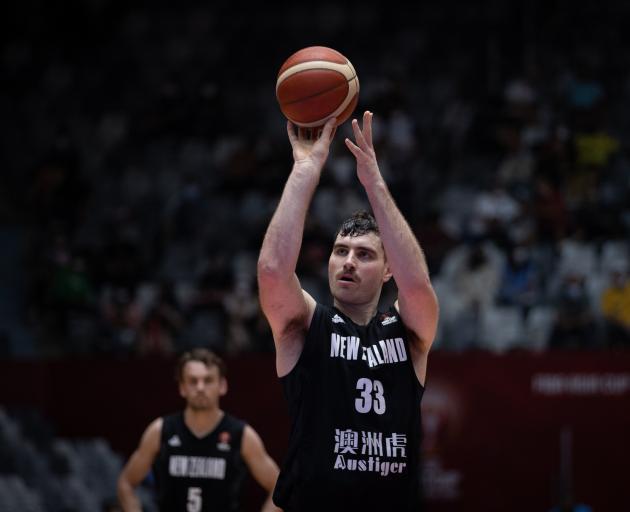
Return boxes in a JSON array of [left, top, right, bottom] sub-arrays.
[[276, 46, 359, 128]]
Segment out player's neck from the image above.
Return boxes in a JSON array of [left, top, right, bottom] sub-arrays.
[[333, 299, 378, 326], [184, 407, 224, 438]]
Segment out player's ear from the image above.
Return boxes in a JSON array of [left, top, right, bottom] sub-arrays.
[[383, 264, 393, 283], [381, 246, 393, 283], [219, 377, 228, 397]]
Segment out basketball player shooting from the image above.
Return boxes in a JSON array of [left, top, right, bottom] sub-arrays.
[[257, 111, 440, 511]]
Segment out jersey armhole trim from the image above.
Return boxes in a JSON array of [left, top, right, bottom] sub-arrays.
[[278, 302, 326, 382]]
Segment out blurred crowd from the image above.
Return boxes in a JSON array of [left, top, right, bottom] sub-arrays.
[[0, 408, 124, 512], [1, 0, 630, 358]]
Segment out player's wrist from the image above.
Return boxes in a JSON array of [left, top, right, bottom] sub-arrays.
[[360, 171, 386, 191], [292, 160, 324, 177]]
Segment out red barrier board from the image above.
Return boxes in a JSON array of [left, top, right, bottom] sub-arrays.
[[0, 351, 628, 511]]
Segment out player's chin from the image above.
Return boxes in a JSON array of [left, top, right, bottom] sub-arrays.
[[189, 403, 211, 412], [189, 398, 211, 409], [332, 286, 356, 301]]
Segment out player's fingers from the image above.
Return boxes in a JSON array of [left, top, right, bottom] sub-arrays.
[[363, 111, 374, 147], [298, 127, 311, 141], [351, 118, 368, 149], [321, 117, 337, 141], [287, 121, 297, 144], [344, 137, 362, 157]]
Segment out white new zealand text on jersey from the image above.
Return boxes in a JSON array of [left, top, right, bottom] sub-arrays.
[[330, 334, 408, 368], [169, 455, 226, 479]]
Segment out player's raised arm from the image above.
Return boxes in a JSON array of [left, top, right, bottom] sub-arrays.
[[345, 111, 439, 376], [117, 418, 162, 512], [257, 118, 336, 375]]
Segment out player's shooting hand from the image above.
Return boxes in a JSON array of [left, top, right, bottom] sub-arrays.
[[345, 111, 383, 188], [288, 117, 336, 171]]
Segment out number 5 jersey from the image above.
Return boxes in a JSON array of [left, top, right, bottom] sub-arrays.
[[153, 412, 247, 512]]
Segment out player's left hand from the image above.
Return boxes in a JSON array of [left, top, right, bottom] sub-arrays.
[[344, 111, 383, 188]]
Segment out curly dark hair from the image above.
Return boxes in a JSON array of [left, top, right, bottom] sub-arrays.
[[336, 210, 380, 238]]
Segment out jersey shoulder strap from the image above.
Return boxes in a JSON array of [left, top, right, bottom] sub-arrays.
[[160, 412, 183, 443]]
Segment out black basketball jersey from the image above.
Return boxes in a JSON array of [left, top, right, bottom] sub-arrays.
[[153, 412, 247, 512], [273, 303, 424, 512]]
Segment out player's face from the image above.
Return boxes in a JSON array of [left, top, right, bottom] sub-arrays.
[[179, 361, 226, 411], [328, 233, 392, 306]]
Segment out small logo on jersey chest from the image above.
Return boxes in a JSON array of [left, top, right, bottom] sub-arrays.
[[217, 431, 231, 451], [332, 314, 345, 324], [168, 435, 182, 447], [380, 314, 398, 326]]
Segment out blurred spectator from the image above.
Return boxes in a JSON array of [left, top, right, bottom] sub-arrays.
[[569, 130, 619, 205], [98, 215, 145, 291], [223, 280, 260, 354], [47, 254, 98, 354], [556, 228, 597, 278], [137, 281, 184, 356], [412, 210, 457, 276], [599, 267, 630, 349], [574, 131, 619, 170], [548, 272, 598, 350], [469, 182, 521, 241], [439, 241, 503, 349], [497, 243, 540, 316], [100, 287, 143, 354], [444, 242, 503, 309], [532, 176, 568, 244], [164, 175, 206, 242], [25, 144, 89, 236]]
